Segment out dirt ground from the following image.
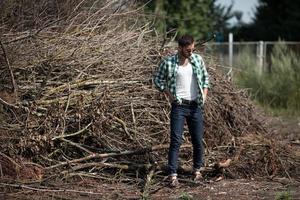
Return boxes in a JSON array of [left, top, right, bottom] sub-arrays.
[[152, 179, 300, 200], [267, 116, 300, 143], [1, 177, 299, 200]]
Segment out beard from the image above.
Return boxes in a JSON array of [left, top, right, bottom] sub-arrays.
[[179, 49, 191, 59], [183, 51, 192, 58]]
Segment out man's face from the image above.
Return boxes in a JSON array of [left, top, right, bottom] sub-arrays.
[[179, 43, 195, 58]]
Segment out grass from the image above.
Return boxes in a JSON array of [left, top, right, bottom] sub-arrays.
[[178, 192, 193, 200], [233, 41, 300, 116], [275, 190, 292, 200]]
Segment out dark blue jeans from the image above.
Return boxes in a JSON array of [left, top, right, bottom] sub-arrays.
[[168, 102, 204, 176]]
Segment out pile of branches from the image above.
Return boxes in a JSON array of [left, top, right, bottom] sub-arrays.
[[0, 0, 299, 185]]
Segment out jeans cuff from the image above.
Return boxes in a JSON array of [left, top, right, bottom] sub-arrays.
[[170, 173, 177, 177]]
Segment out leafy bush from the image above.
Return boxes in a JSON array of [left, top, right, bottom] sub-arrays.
[[234, 41, 300, 115]]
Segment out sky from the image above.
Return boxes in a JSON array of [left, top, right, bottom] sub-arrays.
[[216, 0, 259, 24]]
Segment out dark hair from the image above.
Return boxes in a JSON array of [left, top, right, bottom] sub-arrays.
[[178, 35, 194, 47]]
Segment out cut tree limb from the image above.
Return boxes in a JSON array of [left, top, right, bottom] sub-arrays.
[[0, 40, 17, 99], [60, 138, 93, 154], [218, 159, 232, 168], [52, 122, 92, 140], [46, 144, 192, 170], [0, 97, 19, 109], [141, 164, 156, 199]]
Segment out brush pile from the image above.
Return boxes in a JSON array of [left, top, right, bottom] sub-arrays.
[[0, 0, 299, 184]]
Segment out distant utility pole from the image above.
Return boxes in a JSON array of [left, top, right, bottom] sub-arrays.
[[229, 33, 233, 67]]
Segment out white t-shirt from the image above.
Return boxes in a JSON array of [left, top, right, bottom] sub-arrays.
[[175, 62, 199, 100]]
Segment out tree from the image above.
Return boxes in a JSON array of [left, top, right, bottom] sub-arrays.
[[148, 0, 233, 40], [212, 1, 235, 42], [212, 2, 235, 31], [235, 0, 300, 41]]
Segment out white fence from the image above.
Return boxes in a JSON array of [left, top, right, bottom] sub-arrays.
[[204, 41, 300, 73]]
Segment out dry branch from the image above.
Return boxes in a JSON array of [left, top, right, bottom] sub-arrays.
[[141, 165, 156, 199], [0, 97, 19, 109], [0, 183, 105, 195], [0, 41, 17, 98], [60, 138, 93, 155], [52, 122, 92, 140], [46, 144, 192, 170]]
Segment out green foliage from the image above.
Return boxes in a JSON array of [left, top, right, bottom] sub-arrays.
[[234, 46, 261, 95], [166, 0, 214, 39], [234, 42, 300, 115], [144, 0, 234, 40], [269, 42, 300, 110], [213, 2, 235, 32], [178, 192, 193, 200], [275, 190, 292, 200], [235, 0, 300, 41]]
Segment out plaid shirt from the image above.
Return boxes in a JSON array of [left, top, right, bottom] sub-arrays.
[[154, 53, 209, 106]]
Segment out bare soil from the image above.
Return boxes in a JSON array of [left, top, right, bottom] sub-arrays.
[[152, 179, 300, 200], [1, 177, 299, 200]]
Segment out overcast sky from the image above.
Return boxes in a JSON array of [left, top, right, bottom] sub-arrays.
[[216, 0, 259, 24]]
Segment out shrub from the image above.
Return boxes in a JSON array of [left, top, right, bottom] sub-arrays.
[[234, 41, 300, 115]]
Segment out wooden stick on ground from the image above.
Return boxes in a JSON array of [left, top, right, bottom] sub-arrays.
[[0, 41, 17, 99], [0, 97, 19, 109], [60, 138, 94, 154], [141, 164, 156, 199], [46, 144, 192, 170], [52, 122, 92, 140], [0, 183, 105, 195]]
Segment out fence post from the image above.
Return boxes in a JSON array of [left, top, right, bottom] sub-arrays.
[[257, 41, 264, 75], [229, 33, 233, 67]]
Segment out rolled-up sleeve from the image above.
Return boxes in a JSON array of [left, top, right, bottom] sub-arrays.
[[153, 60, 167, 92]]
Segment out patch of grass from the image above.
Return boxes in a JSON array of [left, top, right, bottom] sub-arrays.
[[275, 190, 292, 200], [261, 105, 300, 117], [234, 41, 300, 116], [179, 192, 193, 200]]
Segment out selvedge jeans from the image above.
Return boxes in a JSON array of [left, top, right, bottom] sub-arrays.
[[168, 102, 204, 176]]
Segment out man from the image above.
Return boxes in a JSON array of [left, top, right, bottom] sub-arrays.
[[154, 35, 209, 187]]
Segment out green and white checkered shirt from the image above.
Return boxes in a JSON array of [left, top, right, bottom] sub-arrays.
[[154, 53, 209, 106]]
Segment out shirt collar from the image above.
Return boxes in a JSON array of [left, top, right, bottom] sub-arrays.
[[189, 53, 197, 65], [175, 53, 180, 64]]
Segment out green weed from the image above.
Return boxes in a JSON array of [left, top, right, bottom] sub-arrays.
[[234, 41, 300, 116], [178, 192, 193, 200], [275, 190, 292, 200]]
